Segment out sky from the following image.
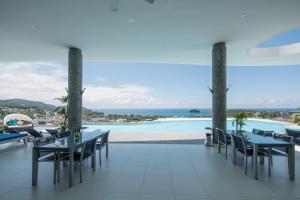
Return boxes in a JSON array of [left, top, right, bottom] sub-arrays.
[[0, 61, 299, 109], [0, 28, 299, 109]]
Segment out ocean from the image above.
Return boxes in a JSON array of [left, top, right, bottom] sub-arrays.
[[94, 108, 295, 117]]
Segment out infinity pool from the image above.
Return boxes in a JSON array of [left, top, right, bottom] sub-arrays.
[[85, 119, 287, 134]]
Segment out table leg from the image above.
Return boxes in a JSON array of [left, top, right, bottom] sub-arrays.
[[288, 144, 295, 180], [69, 148, 74, 187], [24, 137, 28, 145], [268, 147, 271, 177], [32, 147, 38, 186], [233, 147, 236, 165], [259, 156, 264, 165], [253, 144, 258, 180]]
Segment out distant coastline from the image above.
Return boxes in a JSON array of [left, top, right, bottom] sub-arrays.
[[95, 108, 297, 117]]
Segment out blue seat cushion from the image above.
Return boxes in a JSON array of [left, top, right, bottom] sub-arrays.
[[0, 133, 28, 142]]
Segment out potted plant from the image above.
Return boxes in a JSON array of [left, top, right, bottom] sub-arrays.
[[55, 94, 68, 132], [205, 126, 213, 146], [232, 112, 248, 133]]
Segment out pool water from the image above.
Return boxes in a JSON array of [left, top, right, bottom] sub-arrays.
[[85, 120, 286, 135]]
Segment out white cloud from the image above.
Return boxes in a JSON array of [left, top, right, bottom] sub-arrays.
[[0, 62, 297, 109], [0, 62, 67, 105], [0, 62, 160, 108], [83, 84, 157, 108]]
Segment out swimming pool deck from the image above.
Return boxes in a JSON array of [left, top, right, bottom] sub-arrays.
[[0, 142, 299, 200]]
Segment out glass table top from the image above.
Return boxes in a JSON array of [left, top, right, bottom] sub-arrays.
[[35, 129, 109, 149]]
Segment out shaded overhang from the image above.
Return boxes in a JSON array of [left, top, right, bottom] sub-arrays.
[[1, 0, 300, 66]]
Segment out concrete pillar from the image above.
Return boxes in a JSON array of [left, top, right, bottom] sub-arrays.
[[212, 42, 227, 143], [67, 47, 82, 133]]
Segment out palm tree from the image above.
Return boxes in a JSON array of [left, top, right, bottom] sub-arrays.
[[55, 95, 68, 131]]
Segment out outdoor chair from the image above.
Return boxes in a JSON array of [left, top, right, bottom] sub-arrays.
[[46, 129, 59, 138], [263, 131, 274, 137], [267, 133, 294, 165], [286, 128, 300, 145], [252, 128, 273, 137], [58, 131, 71, 139], [60, 137, 98, 183], [96, 131, 110, 165], [6, 129, 19, 133], [35, 148, 60, 184], [216, 128, 231, 159], [26, 129, 54, 146], [231, 134, 271, 175]]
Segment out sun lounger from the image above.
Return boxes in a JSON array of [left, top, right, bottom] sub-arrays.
[[0, 133, 28, 145]]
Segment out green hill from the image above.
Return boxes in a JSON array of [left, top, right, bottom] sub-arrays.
[[0, 99, 104, 120], [0, 99, 56, 111]]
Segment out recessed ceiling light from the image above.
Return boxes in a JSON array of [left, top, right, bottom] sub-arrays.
[[31, 25, 36, 29], [241, 14, 247, 19], [128, 19, 135, 23]]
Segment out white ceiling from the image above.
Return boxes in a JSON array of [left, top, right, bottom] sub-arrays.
[[1, 0, 300, 66]]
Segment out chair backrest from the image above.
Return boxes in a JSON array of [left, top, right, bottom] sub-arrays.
[[252, 128, 264, 136], [263, 131, 274, 137], [83, 137, 98, 159], [286, 128, 300, 138], [58, 131, 71, 139], [101, 131, 110, 145], [75, 142, 87, 161], [216, 128, 226, 144], [46, 129, 59, 138], [231, 134, 246, 153], [253, 128, 273, 137], [26, 129, 43, 138], [6, 129, 19, 133], [273, 133, 293, 143]]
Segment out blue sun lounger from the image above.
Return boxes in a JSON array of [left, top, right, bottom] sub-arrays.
[[0, 133, 28, 145]]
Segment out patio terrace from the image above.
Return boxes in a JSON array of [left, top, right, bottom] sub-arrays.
[[0, 142, 299, 200]]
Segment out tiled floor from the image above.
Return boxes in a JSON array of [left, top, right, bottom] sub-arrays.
[[0, 142, 300, 200]]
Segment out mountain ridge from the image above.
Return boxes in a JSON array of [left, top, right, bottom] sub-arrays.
[[0, 98, 98, 113], [0, 99, 56, 111]]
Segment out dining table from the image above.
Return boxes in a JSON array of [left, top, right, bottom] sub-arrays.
[[228, 130, 295, 180], [32, 129, 109, 187]]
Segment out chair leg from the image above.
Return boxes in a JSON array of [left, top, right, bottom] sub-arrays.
[[53, 160, 57, 184], [268, 148, 271, 177], [99, 149, 102, 166], [270, 156, 273, 166], [91, 155, 96, 171], [57, 152, 60, 183], [57, 160, 60, 183], [233, 149, 236, 165], [218, 143, 221, 153], [63, 160, 68, 168], [268, 156, 271, 177], [225, 144, 228, 159], [106, 143, 108, 158], [79, 162, 82, 183], [93, 155, 96, 171], [244, 156, 248, 175]]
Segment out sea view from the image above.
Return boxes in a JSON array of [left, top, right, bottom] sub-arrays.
[[96, 108, 296, 117]]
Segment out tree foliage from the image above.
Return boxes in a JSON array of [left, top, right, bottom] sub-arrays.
[[232, 112, 248, 131]]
